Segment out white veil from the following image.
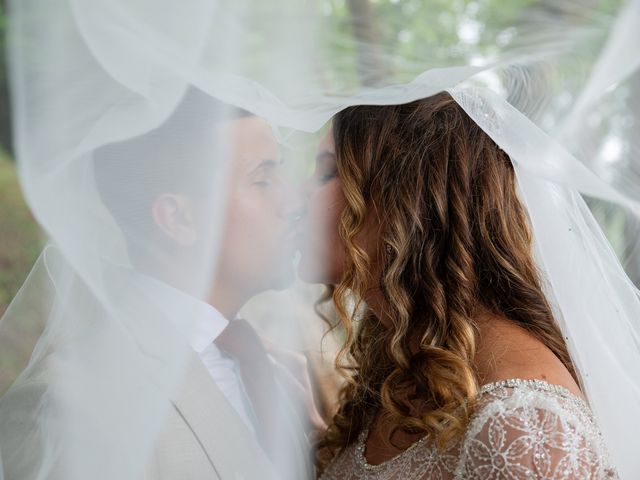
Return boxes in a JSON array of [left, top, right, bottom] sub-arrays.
[[1, 0, 639, 479]]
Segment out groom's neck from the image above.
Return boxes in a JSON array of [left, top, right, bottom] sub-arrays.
[[208, 285, 251, 320]]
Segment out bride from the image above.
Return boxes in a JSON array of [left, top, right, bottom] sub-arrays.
[[296, 92, 619, 479]]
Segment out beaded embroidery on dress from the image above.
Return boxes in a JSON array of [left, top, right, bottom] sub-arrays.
[[320, 379, 619, 479]]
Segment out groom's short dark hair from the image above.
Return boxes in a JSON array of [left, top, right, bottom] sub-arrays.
[[93, 87, 251, 244]]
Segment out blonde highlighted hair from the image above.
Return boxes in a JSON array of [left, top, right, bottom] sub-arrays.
[[316, 91, 577, 472]]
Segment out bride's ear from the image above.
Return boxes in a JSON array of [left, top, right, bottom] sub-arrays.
[[150, 193, 197, 247]]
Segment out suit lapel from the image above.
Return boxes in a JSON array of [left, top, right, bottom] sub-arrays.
[[170, 352, 279, 480], [100, 266, 283, 479]]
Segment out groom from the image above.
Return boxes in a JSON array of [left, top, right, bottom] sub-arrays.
[[92, 88, 316, 479]]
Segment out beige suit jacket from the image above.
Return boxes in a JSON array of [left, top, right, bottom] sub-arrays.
[[0, 346, 311, 480]]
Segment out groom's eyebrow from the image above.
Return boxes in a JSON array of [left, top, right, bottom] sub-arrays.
[[249, 158, 283, 173]]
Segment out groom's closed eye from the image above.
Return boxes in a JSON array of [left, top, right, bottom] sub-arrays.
[[250, 158, 284, 186]]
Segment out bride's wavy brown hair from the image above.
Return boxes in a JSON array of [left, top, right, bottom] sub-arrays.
[[316, 91, 577, 472]]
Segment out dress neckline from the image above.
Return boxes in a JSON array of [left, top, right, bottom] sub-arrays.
[[354, 377, 590, 471], [477, 377, 588, 406]]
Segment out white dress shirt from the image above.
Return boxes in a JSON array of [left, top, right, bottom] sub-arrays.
[[132, 272, 257, 434]]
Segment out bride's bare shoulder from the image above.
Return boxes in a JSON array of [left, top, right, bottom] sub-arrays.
[[472, 310, 584, 400]]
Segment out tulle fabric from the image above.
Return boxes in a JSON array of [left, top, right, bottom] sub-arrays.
[[1, 0, 639, 479]]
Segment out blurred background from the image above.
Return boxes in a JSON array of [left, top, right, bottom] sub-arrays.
[[0, 0, 44, 320], [0, 0, 637, 384]]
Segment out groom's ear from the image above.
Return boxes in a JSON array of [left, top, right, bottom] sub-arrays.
[[150, 193, 198, 247]]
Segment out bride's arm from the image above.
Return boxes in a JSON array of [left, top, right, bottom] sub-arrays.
[[456, 393, 618, 479]]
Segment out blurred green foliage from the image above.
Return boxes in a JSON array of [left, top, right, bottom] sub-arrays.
[[0, 1, 12, 155], [0, 150, 43, 317], [0, 0, 636, 318], [0, 0, 40, 317]]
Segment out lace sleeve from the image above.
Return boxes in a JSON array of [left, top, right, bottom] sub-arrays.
[[456, 385, 619, 480]]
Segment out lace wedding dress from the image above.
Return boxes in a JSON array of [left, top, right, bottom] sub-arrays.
[[321, 379, 619, 480]]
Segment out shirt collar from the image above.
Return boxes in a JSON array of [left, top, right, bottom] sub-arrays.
[[128, 270, 229, 354]]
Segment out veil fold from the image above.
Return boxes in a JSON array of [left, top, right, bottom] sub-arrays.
[[1, 0, 639, 478]]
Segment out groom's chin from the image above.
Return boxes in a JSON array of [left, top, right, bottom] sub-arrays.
[[296, 257, 332, 286]]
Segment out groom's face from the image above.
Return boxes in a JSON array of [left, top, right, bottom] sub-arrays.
[[147, 114, 300, 297], [211, 116, 301, 295]]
